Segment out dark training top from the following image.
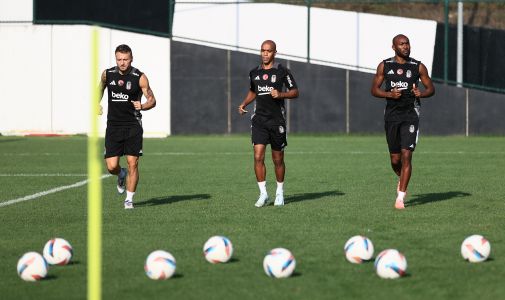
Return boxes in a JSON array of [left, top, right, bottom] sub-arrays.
[[383, 57, 421, 122], [249, 63, 297, 120], [105, 66, 143, 127]]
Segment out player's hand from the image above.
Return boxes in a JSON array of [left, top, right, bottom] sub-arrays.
[[238, 105, 248, 115], [271, 90, 281, 99], [389, 88, 401, 99], [411, 83, 421, 98], [131, 100, 142, 111]]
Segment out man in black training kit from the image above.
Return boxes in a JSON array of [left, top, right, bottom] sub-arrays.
[[99, 44, 156, 209], [238, 40, 299, 207], [371, 34, 435, 209]]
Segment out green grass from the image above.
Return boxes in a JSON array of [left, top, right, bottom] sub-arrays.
[[0, 135, 503, 300]]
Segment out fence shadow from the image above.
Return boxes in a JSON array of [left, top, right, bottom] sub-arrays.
[[135, 193, 211, 207], [406, 191, 471, 207], [285, 190, 345, 204]]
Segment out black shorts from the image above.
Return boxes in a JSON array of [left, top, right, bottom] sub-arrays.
[[104, 125, 143, 158], [251, 115, 287, 151], [385, 120, 419, 153]]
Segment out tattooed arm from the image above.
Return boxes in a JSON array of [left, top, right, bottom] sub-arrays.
[[132, 73, 157, 111]]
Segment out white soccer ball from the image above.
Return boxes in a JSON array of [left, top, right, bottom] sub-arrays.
[[374, 249, 407, 279], [17, 252, 48, 282], [144, 250, 176, 280], [461, 235, 491, 263], [203, 236, 233, 263], [344, 235, 374, 264], [263, 248, 296, 278], [43, 238, 73, 265]]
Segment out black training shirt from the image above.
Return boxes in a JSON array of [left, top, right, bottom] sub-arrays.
[[383, 57, 421, 122], [249, 63, 297, 120], [105, 66, 143, 127]]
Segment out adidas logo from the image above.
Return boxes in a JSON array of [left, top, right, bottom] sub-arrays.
[[254, 76, 260, 80], [110, 80, 116, 85], [387, 70, 394, 75], [409, 144, 415, 148]]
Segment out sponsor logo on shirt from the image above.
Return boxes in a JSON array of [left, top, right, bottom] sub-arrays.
[[111, 91, 129, 101], [390, 81, 408, 89], [257, 85, 274, 95]]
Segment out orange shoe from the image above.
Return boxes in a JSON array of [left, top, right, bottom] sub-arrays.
[[395, 198, 405, 209]]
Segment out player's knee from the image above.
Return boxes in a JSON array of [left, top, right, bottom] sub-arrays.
[[272, 158, 284, 168]]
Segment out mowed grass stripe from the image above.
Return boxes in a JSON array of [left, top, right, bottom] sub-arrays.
[[0, 135, 503, 300]]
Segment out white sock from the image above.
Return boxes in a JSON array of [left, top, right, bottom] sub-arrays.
[[397, 191, 406, 201], [276, 181, 284, 195], [257, 181, 267, 195], [126, 191, 135, 201]]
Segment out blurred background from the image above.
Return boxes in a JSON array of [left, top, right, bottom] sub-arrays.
[[1, 0, 504, 136]]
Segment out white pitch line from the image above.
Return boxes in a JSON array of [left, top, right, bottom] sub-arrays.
[[0, 174, 112, 208], [0, 173, 88, 177]]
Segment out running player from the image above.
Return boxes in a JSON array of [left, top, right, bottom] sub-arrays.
[[238, 40, 299, 207], [99, 44, 156, 209], [371, 34, 435, 209]]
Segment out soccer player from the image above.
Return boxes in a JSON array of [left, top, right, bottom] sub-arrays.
[[238, 40, 299, 207], [371, 34, 435, 209], [99, 44, 156, 209]]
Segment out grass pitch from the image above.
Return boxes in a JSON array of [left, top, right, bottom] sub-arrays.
[[0, 135, 503, 300]]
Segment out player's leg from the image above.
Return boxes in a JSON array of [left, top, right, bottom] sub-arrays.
[[253, 144, 269, 207], [270, 121, 287, 206], [104, 127, 127, 194], [385, 121, 404, 208], [271, 150, 285, 206], [395, 121, 419, 209], [122, 125, 143, 209]]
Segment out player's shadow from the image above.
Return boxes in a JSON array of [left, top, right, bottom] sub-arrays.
[[285, 190, 344, 204], [406, 191, 471, 207], [135, 194, 211, 207]]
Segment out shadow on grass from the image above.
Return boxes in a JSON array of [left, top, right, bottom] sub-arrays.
[[67, 260, 81, 266], [285, 190, 345, 204], [42, 274, 58, 281], [135, 194, 211, 207], [406, 191, 471, 207], [0, 138, 23, 143]]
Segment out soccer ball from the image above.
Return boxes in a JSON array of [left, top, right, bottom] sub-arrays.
[[203, 236, 233, 263], [461, 235, 491, 263], [43, 238, 73, 265], [344, 235, 374, 264], [17, 252, 48, 282], [263, 248, 296, 278], [144, 250, 176, 280], [374, 249, 407, 279]]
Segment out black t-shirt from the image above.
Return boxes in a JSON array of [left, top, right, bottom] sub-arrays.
[[105, 66, 143, 127], [383, 57, 421, 121], [249, 63, 297, 120]]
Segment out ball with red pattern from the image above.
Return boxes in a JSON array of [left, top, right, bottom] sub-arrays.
[[17, 252, 48, 281], [203, 236, 233, 263], [43, 238, 73, 265], [145, 250, 176, 280], [461, 234, 491, 263]]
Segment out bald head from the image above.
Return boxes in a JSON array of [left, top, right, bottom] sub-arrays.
[[261, 40, 277, 52], [392, 34, 409, 46]]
